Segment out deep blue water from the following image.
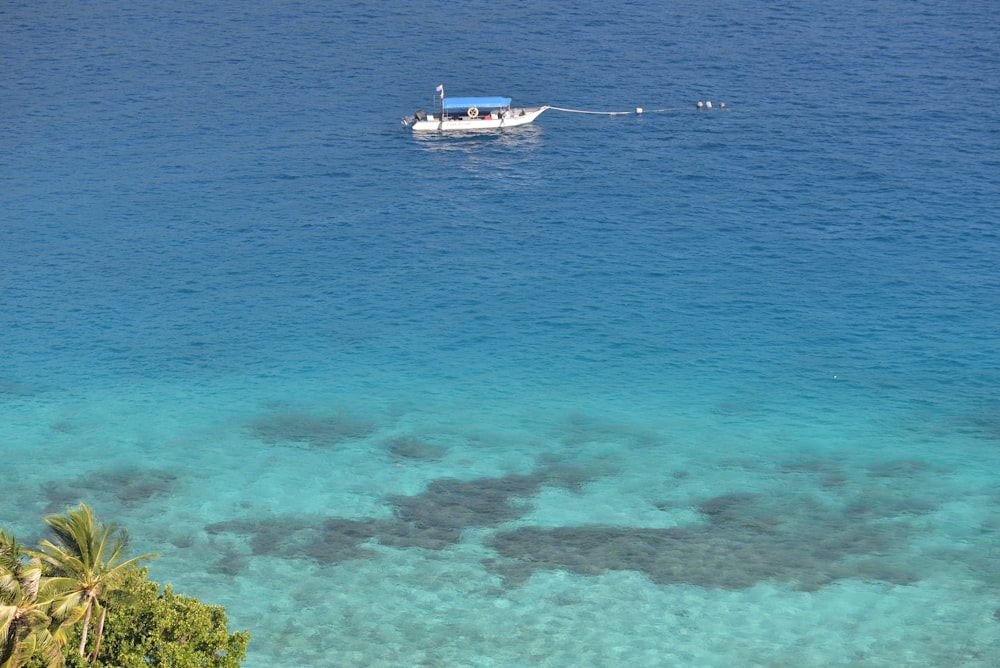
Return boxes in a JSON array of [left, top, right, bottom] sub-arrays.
[[3, 1, 1000, 665]]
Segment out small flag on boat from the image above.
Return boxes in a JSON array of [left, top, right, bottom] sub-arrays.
[[436, 84, 444, 99]]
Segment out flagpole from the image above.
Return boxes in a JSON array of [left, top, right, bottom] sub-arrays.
[[435, 84, 444, 129]]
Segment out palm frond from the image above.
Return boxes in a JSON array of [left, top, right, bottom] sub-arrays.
[[0, 602, 17, 636], [0, 532, 22, 574]]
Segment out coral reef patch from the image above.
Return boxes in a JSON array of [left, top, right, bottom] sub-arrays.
[[389, 472, 566, 530], [205, 467, 592, 564], [384, 436, 447, 461], [205, 459, 937, 592], [488, 490, 926, 590], [248, 411, 375, 447], [42, 467, 177, 512]]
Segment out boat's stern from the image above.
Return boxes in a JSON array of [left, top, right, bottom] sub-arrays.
[[401, 109, 430, 127]]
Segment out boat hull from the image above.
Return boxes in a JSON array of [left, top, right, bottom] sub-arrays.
[[410, 106, 548, 131]]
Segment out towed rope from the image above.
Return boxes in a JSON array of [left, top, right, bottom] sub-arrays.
[[548, 106, 635, 115], [548, 104, 721, 115]]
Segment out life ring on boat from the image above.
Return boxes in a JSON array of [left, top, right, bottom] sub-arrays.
[[467, 107, 479, 118]]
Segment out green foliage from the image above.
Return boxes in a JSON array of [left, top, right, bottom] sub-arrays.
[[26, 567, 248, 668], [90, 567, 248, 668], [0, 531, 70, 668], [5, 509, 249, 668], [33, 503, 159, 661]]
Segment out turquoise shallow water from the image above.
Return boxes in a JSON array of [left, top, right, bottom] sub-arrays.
[[3, 0, 1000, 665]]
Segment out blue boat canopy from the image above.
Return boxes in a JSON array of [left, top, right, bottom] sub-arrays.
[[442, 96, 512, 111]]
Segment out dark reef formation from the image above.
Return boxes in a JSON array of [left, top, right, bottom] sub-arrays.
[[206, 453, 936, 591], [248, 411, 375, 447], [43, 467, 177, 511], [487, 489, 920, 590], [205, 467, 590, 566], [384, 436, 448, 461]]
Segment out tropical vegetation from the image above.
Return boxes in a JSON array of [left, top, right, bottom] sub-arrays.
[[1, 504, 248, 668], [0, 531, 74, 668]]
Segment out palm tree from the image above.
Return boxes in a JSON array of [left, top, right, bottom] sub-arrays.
[[32, 504, 157, 663], [0, 531, 72, 668]]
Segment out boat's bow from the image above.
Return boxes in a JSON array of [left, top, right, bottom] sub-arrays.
[[512, 105, 549, 123]]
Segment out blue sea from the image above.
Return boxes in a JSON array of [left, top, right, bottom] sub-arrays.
[[3, 0, 999, 665]]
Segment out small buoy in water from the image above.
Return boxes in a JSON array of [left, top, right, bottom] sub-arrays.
[[635, 107, 643, 114], [719, 102, 726, 109], [697, 101, 704, 109], [706, 101, 713, 109]]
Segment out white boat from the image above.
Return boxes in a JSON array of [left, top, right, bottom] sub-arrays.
[[403, 93, 548, 132]]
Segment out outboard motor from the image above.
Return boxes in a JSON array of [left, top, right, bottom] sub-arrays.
[[402, 109, 428, 126]]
